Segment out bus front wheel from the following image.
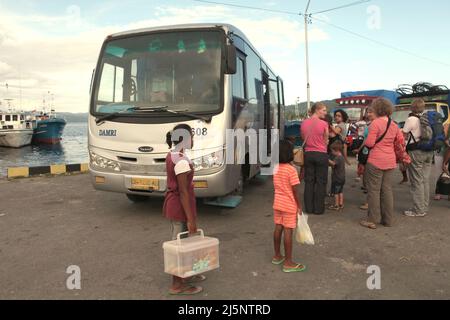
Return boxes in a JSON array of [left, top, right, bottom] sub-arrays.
[[126, 194, 149, 203]]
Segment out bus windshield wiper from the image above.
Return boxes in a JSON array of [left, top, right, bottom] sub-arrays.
[[95, 111, 129, 125], [96, 105, 212, 125], [133, 106, 212, 123], [95, 106, 166, 125]]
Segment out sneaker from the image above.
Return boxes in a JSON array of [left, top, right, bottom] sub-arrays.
[[415, 212, 428, 217], [404, 210, 419, 217], [360, 203, 369, 210]]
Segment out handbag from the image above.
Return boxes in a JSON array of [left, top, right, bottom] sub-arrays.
[[439, 172, 450, 185], [358, 118, 392, 165], [293, 147, 304, 166]]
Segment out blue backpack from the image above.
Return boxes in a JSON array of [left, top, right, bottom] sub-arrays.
[[414, 111, 445, 151]]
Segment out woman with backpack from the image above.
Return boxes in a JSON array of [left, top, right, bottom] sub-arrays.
[[402, 98, 439, 217], [360, 98, 406, 230]]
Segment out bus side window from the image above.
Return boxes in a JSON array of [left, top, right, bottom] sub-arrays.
[[232, 57, 246, 99], [442, 105, 449, 120]]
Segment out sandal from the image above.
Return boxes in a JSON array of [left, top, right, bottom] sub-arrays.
[[283, 264, 307, 273], [169, 285, 203, 296], [271, 256, 286, 265], [360, 220, 377, 229], [339, 205, 345, 210], [328, 204, 340, 211], [360, 203, 369, 210], [185, 275, 206, 283]]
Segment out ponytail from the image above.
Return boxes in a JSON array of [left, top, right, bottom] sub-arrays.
[[166, 124, 193, 149], [166, 131, 173, 149]]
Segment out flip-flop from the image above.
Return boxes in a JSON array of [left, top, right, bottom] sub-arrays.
[[360, 220, 377, 229], [271, 257, 286, 265], [186, 275, 206, 283], [169, 285, 203, 296], [283, 264, 306, 273]]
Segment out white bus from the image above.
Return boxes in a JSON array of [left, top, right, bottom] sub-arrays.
[[88, 23, 285, 203]]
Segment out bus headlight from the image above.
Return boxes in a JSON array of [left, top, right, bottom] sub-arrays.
[[89, 151, 121, 172], [192, 151, 225, 172]]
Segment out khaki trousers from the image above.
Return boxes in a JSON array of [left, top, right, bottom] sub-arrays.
[[407, 150, 433, 214], [365, 163, 395, 226]]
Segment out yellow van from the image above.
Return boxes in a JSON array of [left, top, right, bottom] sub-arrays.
[[392, 102, 450, 128]]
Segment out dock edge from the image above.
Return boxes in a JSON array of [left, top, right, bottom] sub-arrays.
[[7, 163, 89, 179]]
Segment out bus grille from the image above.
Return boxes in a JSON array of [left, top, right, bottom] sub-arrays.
[[119, 163, 166, 175]]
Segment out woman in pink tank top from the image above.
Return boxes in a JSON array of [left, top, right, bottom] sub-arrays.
[[300, 102, 330, 215]]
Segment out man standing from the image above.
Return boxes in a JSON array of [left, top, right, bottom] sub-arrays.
[[403, 98, 434, 217]]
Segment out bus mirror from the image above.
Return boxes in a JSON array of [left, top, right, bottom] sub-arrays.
[[225, 44, 237, 74]]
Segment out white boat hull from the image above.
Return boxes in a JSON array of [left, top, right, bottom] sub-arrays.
[[0, 129, 34, 148]]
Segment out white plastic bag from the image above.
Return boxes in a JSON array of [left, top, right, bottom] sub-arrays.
[[295, 212, 315, 245]]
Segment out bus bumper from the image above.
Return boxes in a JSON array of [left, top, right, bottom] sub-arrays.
[[89, 164, 238, 198]]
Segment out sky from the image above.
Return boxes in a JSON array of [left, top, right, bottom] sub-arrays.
[[1, 0, 450, 112]]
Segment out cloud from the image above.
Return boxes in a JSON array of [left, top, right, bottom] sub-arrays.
[[0, 3, 331, 111], [0, 61, 13, 75]]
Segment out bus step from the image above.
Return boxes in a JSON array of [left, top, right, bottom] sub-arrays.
[[254, 174, 270, 183], [203, 195, 242, 208]]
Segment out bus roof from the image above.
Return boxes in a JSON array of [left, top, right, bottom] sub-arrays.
[[109, 23, 252, 52], [107, 23, 275, 78]]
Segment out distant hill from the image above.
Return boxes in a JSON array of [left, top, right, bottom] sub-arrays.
[[285, 99, 339, 120], [58, 112, 88, 123]]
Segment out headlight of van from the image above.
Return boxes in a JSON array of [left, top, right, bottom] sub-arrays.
[[192, 150, 225, 172], [89, 151, 121, 172]]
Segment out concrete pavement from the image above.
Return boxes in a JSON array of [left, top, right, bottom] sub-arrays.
[[0, 166, 449, 300]]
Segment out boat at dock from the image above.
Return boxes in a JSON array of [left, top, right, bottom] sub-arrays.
[[32, 109, 67, 144], [0, 100, 34, 148]]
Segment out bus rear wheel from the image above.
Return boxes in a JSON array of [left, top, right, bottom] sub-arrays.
[[126, 194, 149, 203]]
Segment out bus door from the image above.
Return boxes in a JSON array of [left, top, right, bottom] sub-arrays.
[[262, 71, 281, 154], [277, 77, 285, 139]]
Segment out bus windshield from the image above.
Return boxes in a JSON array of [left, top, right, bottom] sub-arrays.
[[93, 30, 223, 115]]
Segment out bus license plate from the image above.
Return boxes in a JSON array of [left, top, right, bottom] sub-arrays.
[[131, 178, 159, 191]]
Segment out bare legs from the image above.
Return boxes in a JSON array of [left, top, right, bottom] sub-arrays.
[[273, 224, 284, 261], [273, 225, 297, 268], [334, 193, 344, 207]]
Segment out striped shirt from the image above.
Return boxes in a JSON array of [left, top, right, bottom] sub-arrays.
[[273, 164, 301, 214]]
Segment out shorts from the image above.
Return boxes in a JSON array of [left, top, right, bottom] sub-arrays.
[[274, 210, 297, 229], [331, 182, 345, 194], [170, 220, 188, 240]]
